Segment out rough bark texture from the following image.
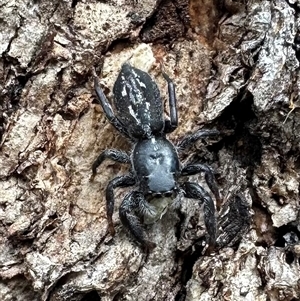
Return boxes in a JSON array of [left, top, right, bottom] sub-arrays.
[[1, 0, 300, 300]]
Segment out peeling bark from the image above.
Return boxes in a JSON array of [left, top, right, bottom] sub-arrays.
[[0, 0, 300, 300]]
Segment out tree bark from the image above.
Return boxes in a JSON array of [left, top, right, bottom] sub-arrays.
[[0, 0, 299, 300]]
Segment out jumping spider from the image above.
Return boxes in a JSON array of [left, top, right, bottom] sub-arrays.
[[92, 63, 221, 252]]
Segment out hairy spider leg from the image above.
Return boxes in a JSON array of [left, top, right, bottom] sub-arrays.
[[92, 149, 130, 177], [181, 182, 217, 248], [106, 175, 136, 235], [119, 191, 157, 252], [161, 70, 178, 133], [177, 129, 219, 151], [94, 75, 132, 139], [91, 148, 134, 236], [181, 164, 221, 206]]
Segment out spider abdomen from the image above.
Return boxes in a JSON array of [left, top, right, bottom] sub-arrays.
[[113, 63, 164, 139]]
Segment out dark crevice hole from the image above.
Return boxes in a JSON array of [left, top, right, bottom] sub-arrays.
[[274, 224, 300, 248], [267, 176, 275, 188], [71, 0, 79, 8], [216, 92, 262, 168], [81, 290, 101, 301], [285, 251, 295, 264], [175, 243, 205, 301], [105, 38, 133, 54]]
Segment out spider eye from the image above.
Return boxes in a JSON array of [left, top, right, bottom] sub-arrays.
[[163, 191, 172, 197]]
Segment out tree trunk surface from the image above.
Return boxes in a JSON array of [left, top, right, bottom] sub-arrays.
[[1, 0, 300, 300]]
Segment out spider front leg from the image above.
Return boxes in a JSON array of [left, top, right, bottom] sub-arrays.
[[92, 149, 130, 178], [119, 191, 157, 252], [93, 71, 131, 139], [181, 182, 217, 248], [161, 69, 178, 133], [181, 164, 221, 206], [105, 174, 136, 235], [177, 129, 219, 151]]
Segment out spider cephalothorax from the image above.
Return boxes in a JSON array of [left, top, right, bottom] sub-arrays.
[[92, 63, 220, 252]]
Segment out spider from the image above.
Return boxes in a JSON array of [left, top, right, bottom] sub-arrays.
[[92, 63, 221, 252]]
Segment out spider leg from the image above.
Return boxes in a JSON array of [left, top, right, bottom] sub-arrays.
[[119, 191, 156, 252], [92, 149, 130, 177], [105, 174, 136, 236], [161, 69, 178, 133], [181, 164, 221, 205], [177, 129, 219, 151], [94, 73, 132, 139], [181, 182, 217, 248]]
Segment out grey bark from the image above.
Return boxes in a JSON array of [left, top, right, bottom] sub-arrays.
[[0, 0, 300, 300]]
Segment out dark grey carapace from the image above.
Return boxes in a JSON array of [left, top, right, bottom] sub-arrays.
[[133, 137, 180, 194], [92, 63, 220, 252]]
